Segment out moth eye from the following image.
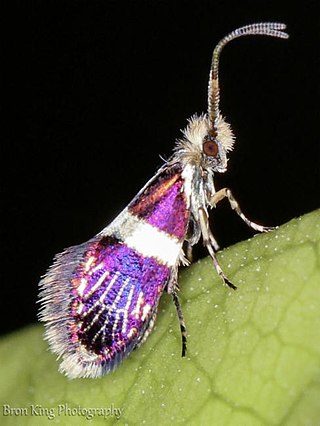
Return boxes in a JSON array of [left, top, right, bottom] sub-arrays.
[[203, 140, 218, 157]]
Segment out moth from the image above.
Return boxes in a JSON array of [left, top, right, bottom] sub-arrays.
[[39, 23, 288, 379]]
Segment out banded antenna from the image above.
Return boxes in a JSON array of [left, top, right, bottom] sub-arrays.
[[208, 22, 289, 131]]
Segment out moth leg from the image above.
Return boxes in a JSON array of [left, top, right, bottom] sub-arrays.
[[210, 188, 274, 233], [199, 207, 236, 290], [166, 267, 187, 356], [209, 232, 220, 251], [172, 291, 187, 357], [185, 242, 193, 263]]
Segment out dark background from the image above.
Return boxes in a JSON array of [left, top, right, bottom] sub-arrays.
[[2, 1, 319, 335]]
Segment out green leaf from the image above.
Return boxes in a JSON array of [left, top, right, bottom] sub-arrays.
[[1, 210, 320, 425]]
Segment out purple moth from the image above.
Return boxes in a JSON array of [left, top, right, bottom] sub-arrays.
[[39, 23, 288, 379]]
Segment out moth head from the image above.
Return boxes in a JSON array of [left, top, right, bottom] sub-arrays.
[[175, 23, 288, 173], [176, 113, 234, 173], [201, 115, 234, 172], [206, 23, 288, 170]]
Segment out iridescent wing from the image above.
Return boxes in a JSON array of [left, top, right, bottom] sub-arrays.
[[39, 164, 190, 378]]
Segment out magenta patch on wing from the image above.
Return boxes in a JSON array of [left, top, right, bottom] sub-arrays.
[[129, 166, 189, 239]]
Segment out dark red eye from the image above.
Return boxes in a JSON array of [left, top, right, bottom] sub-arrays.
[[203, 140, 218, 157]]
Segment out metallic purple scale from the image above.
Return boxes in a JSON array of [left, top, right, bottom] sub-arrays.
[[71, 236, 170, 364], [129, 165, 189, 239]]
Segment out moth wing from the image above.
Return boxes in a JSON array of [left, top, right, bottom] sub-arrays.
[[39, 235, 172, 379], [39, 163, 190, 378]]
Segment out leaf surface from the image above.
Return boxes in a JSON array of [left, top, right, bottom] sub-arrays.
[[1, 210, 320, 425]]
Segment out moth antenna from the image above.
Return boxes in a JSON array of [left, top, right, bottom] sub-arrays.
[[208, 22, 289, 131]]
